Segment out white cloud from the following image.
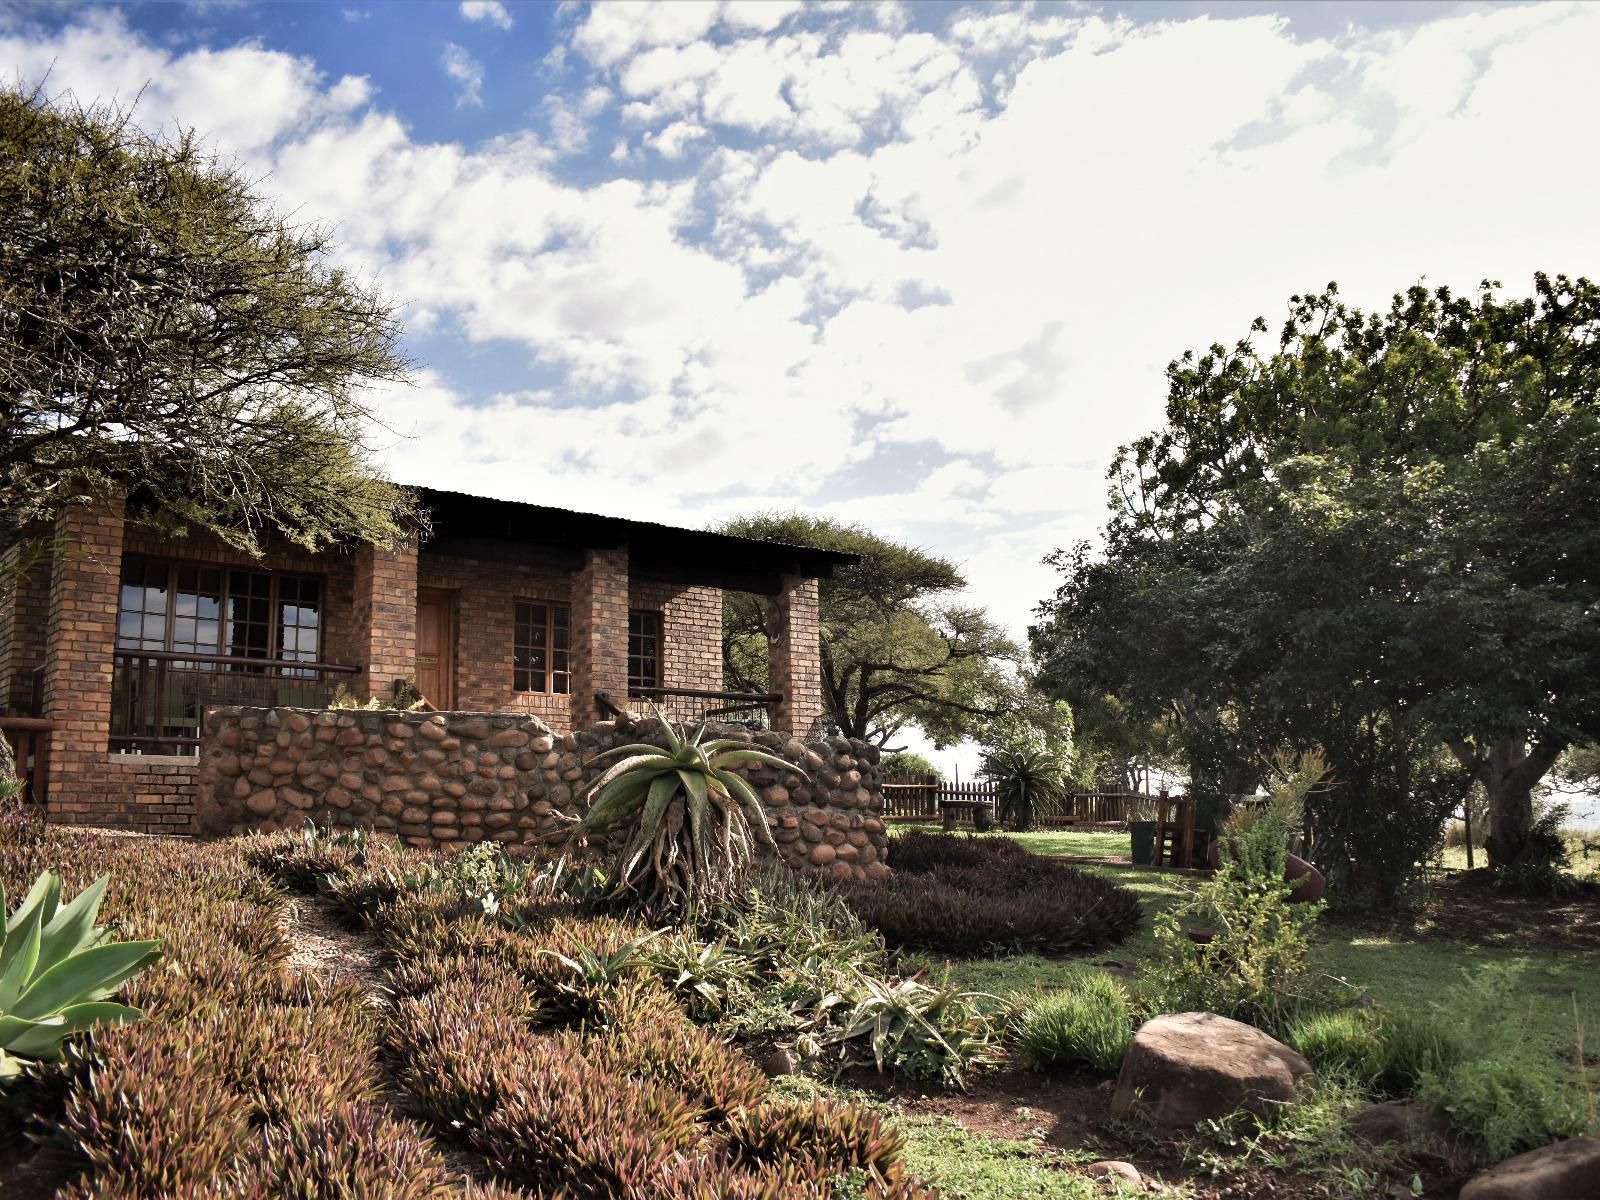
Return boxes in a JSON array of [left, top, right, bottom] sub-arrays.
[[459, 0, 513, 31], [440, 42, 485, 107], [7, 0, 1600, 671]]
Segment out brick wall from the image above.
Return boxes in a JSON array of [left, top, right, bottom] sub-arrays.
[[628, 579, 724, 694], [0, 540, 51, 713], [768, 574, 823, 735], [417, 548, 573, 724], [352, 541, 418, 701], [571, 546, 629, 725]]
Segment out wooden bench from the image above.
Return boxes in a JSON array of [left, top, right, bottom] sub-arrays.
[[940, 799, 994, 833]]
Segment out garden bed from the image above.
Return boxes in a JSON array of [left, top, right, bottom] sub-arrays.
[[3, 819, 1595, 1200]]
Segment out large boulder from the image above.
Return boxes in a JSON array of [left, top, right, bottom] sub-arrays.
[[1459, 1136, 1600, 1200], [1110, 1012, 1313, 1128], [1350, 1099, 1456, 1147]]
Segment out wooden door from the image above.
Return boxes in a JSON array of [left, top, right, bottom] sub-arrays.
[[415, 589, 455, 710]]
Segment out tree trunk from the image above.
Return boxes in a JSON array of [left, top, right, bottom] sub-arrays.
[[1458, 735, 1565, 868]]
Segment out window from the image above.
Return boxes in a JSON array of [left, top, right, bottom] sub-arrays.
[[514, 601, 571, 694], [115, 556, 321, 669], [628, 610, 663, 691]]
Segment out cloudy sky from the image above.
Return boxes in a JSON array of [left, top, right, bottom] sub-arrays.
[[6, 0, 1599, 762]]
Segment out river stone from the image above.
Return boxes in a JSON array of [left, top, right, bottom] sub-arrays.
[[1111, 1012, 1313, 1127]]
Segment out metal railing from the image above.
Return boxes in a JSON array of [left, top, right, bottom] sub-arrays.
[[111, 649, 361, 755], [0, 716, 53, 808], [606, 686, 783, 729]]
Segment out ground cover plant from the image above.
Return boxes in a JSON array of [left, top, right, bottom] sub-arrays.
[[846, 830, 1141, 956]]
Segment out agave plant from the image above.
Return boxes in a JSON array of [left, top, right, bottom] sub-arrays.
[[570, 715, 802, 911], [1, 870, 162, 1078], [979, 746, 1066, 832]]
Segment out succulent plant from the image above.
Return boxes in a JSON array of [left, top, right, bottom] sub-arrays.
[[1, 870, 162, 1077], [570, 714, 801, 911]]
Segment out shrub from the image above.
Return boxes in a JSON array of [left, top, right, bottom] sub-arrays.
[[1, 869, 162, 1076], [598, 983, 770, 1119], [1493, 805, 1584, 897], [251, 1103, 455, 1199], [1369, 1010, 1466, 1096], [1016, 971, 1132, 1073], [475, 1033, 704, 1200], [979, 746, 1066, 831], [844, 869, 1140, 957], [1139, 758, 1337, 1035], [822, 975, 999, 1088], [728, 1098, 906, 1179], [570, 715, 797, 912], [885, 831, 1032, 874], [1423, 1053, 1588, 1160], [1286, 1010, 1381, 1083], [59, 1021, 255, 1195]]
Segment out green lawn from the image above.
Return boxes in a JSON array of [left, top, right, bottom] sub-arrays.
[[898, 840, 1598, 1103], [891, 822, 1132, 860]]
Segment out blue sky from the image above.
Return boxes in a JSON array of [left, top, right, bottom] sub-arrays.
[[4, 0, 1597, 768]]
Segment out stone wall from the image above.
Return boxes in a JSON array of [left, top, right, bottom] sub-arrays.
[[195, 707, 889, 881]]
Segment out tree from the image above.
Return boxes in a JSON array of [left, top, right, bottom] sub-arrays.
[[878, 751, 943, 780], [1034, 275, 1600, 884], [0, 87, 417, 558], [717, 513, 1022, 747]]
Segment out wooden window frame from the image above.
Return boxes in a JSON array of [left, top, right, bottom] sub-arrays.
[[627, 609, 663, 691], [513, 599, 571, 695], [116, 554, 324, 670]]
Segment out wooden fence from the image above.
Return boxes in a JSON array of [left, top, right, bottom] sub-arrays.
[[880, 775, 1149, 827]]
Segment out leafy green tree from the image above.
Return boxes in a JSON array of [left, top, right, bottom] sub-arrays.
[[0, 87, 417, 558], [717, 514, 1021, 747], [1035, 275, 1600, 886], [878, 751, 943, 780]]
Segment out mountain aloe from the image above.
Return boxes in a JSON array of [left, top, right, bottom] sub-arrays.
[[571, 716, 801, 911], [1, 870, 162, 1077]]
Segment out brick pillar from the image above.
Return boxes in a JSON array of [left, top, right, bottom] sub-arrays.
[[352, 540, 418, 702], [766, 574, 823, 736], [0, 538, 52, 713], [571, 545, 629, 726], [42, 499, 126, 811]]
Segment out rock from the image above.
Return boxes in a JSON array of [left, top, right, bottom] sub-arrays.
[[1459, 1137, 1600, 1200], [1082, 1160, 1141, 1188], [1110, 1012, 1313, 1128], [760, 1046, 796, 1077], [1350, 1099, 1455, 1147], [245, 790, 278, 817]]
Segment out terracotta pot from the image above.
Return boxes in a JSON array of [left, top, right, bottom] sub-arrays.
[[1205, 839, 1326, 904]]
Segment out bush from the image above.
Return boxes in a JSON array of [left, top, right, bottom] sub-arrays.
[[1493, 805, 1584, 897], [1015, 971, 1132, 1073], [844, 870, 1140, 957], [1423, 1053, 1589, 1160], [728, 1098, 906, 1179], [848, 833, 1140, 957], [250, 1102, 455, 1199], [822, 975, 999, 1088]]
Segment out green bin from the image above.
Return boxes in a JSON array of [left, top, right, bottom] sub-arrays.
[[1129, 820, 1156, 865]]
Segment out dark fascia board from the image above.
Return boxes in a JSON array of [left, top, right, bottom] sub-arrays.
[[413, 486, 860, 581]]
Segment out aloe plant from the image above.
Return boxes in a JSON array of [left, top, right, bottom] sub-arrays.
[[1, 870, 162, 1077], [571, 716, 801, 911], [979, 745, 1066, 832]]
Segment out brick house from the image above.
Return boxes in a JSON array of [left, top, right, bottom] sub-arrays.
[[0, 487, 854, 832]]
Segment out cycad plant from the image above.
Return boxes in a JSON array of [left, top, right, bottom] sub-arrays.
[[570, 716, 801, 912], [2, 870, 162, 1077], [980, 746, 1066, 832]]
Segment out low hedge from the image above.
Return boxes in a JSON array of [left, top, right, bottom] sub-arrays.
[[846, 831, 1142, 956]]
